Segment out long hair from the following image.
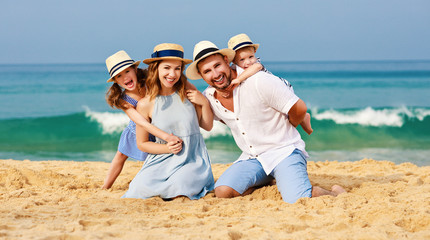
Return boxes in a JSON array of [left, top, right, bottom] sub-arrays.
[[145, 61, 187, 102], [105, 67, 148, 110]]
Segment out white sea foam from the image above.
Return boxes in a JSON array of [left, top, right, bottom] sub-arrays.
[[312, 106, 430, 127], [200, 121, 232, 139], [83, 106, 129, 134], [83, 105, 430, 134], [83, 106, 232, 138], [414, 108, 430, 121]]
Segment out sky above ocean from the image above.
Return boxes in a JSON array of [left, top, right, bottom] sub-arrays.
[[1, 0, 430, 64]]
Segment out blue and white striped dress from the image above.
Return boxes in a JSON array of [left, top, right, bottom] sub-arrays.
[[117, 94, 148, 161]]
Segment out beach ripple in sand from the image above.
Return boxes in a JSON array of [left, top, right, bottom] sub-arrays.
[[0, 159, 430, 239]]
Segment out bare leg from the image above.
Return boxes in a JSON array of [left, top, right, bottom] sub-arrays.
[[300, 113, 313, 135], [101, 151, 128, 189], [312, 185, 346, 198]]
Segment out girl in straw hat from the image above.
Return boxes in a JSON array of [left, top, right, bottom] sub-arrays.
[[102, 50, 183, 189], [122, 43, 214, 200]]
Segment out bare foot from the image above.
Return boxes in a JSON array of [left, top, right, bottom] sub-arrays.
[[300, 113, 313, 135], [312, 186, 332, 197], [312, 185, 346, 198], [331, 185, 346, 196]]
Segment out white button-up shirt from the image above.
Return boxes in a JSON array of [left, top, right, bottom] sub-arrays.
[[203, 69, 308, 175]]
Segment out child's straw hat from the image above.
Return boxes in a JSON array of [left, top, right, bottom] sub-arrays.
[[228, 33, 259, 51], [105, 50, 141, 83]]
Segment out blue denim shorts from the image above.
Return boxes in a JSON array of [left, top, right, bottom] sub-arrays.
[[215, 149, 312, 203]]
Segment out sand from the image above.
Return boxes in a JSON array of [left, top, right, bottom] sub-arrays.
[[0, 158, 429, 240]]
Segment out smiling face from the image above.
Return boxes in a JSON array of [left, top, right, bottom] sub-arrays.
[[158, 59, 183, 91], [233, 46, 257, 69], [197, 54, 232, 90], [113, 66, 138, 91]]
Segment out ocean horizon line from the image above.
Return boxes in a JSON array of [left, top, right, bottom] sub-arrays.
[[1, 58, 430, 66]]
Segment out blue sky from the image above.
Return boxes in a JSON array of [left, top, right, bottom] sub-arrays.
[[1, 0, 430, 64]]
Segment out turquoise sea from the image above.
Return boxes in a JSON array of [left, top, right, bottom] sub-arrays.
[[1, 61, 429, 166]]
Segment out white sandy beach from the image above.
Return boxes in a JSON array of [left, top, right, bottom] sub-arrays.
[[0, 158, 429, 239]]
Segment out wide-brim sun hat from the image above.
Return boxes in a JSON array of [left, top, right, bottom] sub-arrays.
[[142, 43, 192, 65], [228, 33, 259, 51], [185, 40, 236, 80], [106, 50, 141, 83]]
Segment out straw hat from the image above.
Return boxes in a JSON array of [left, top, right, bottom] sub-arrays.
[[142, 43, 192, 65], [105, 50, 141, 83], [185, 41, 236, 80], [228, 33, 259, 51]]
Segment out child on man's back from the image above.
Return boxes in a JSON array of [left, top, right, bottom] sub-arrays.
[[228, 33, 313, 135]]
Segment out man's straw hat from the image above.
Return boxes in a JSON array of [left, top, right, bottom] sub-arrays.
[[185, 40, 235, 80]]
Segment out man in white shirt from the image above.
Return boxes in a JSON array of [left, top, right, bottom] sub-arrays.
[[186, 41, 345, 203]]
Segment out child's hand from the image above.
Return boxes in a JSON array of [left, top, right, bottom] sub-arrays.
[[166, 133, 182, 144], [225, 78, 242, 92], [166, 140, 182, 154], [230, 78, 241, 86], [186, 90, 207, 106]]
